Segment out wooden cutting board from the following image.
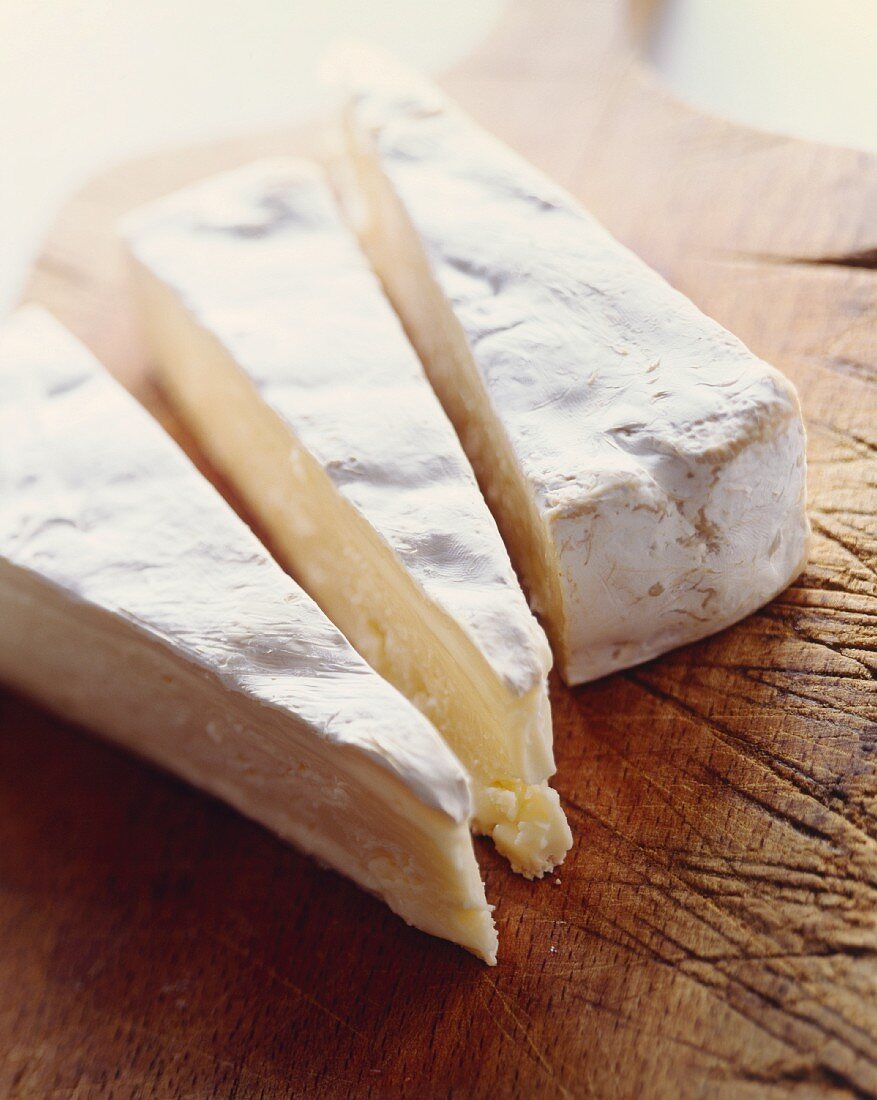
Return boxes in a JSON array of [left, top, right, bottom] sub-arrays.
[[3, 2, 875, 1096]]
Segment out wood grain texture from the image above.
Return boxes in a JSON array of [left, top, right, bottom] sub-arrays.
[[3, 1, 876, 1096]]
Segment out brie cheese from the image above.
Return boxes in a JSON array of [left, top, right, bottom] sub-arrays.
[[123, 160, 571, 877], [335, 49, 811, 685], [0, 306, 497, 962]]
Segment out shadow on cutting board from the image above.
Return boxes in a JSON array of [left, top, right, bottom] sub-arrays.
[[0, 692, 490, 1094]]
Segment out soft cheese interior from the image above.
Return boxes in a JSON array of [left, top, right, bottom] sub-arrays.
[[335, 48, 811, 685], [124, 160, 572, 878], [0, 306, 497, 962]]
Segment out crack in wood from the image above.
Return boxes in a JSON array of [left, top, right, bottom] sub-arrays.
[[713, 247, 877, 273], [812, 519, 877, 582], [627, 672, 877, 845]]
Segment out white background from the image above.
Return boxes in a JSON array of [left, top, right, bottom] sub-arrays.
[[650, 0, 877, 154], [1, 0, 875, 313]]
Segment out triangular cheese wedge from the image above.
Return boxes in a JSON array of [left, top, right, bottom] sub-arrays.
[[0, 306, 496, 962], [123, 160, 572, 878], [334, 48, 810, 685]]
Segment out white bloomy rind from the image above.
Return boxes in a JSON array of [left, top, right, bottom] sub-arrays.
[[123, 159, 571, 877], [0, 305, 497, 963], [334, 47, 811, 685]]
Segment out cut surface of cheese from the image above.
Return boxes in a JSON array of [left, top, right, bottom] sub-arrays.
[[0, 305, 497, 962], [335, 48, 811, 685], [123, 159, 571, 878]]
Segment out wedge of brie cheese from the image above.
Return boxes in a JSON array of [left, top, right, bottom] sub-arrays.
[[123, 160, 571, 878], [335, 49, 811, 685], [0, 305, 497, 962]]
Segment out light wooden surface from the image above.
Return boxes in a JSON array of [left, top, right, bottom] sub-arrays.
[[3, 1, 876, 1096]]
